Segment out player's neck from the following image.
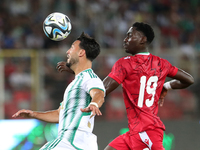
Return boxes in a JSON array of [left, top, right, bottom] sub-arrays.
[[132, 47, 149, 55], [73, 60, 92, 75]]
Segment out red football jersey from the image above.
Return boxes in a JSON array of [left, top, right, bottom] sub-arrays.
[[108, 52, 178, 135]]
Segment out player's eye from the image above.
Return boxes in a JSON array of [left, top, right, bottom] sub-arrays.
[[127, 33, 132, 38]]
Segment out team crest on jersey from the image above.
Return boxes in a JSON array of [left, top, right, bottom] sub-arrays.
[[88, 121, 91, 128], [145, 139, 149, 145]]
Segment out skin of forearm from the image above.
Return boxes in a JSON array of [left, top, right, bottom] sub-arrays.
[[90, 90, 105, 108], [33, 110, 59, 123], [169, 68, 194, 89], [170, 79, 193, 89]]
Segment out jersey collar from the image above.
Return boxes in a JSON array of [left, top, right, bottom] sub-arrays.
[[135, 52, 150, 55], [75, 68, 92, 77]]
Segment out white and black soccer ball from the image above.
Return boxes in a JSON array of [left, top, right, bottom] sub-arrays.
[[43, 12, 72, 41]]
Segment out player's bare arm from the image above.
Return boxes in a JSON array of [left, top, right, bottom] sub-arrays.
[[81, 89, 104, 116], [160, 68, 194, 106], [12, 106, 61, 123], [167, 68, 194, 89], [103, 76, 120, 96], [12, 109, 35, 118], [163, 68, 194, 91], [56, 61, 74, 74]]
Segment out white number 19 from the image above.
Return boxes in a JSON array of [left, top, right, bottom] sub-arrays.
[[138, 76, 158, 108]]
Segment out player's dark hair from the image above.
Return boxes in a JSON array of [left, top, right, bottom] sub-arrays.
[[77, 32, 100, 61], [132, 22, 155, 44]]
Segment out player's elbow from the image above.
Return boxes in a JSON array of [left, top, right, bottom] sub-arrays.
[[182, 76, 194, 88], [187, 76, 194, 86]]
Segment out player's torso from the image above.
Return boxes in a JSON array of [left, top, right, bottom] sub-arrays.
[[122, 54, 168, 111], [58, 71, 94, 139], [121, 54, 169, 133]]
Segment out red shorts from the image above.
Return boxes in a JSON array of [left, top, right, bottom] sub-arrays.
[[109, 128, 164, 150]]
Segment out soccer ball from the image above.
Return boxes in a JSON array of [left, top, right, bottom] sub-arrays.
[[43, 12, 72, 41]]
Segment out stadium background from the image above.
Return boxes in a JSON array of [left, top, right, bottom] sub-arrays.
[[0, 0, 200, 149]]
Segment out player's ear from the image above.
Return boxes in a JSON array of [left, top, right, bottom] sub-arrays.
[[140, 36, 147, 44], [79, 49, 86, 57]]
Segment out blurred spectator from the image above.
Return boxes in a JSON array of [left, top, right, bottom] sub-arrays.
[[7, 0, 30, 16], [8, 60, 31, 90], [0, 0, 199, 50], [4, 58, 32, 119], [25, 24, 44, 49], [4, 58, 16, 89], [105, 91, 126, 121]]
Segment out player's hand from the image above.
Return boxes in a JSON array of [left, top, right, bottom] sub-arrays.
[[80, 104, 102, 117], [56, 61, 68, 72], [12, 109, 35, 118], [158, 88, 168, 107], [56, 61, 74, 74]]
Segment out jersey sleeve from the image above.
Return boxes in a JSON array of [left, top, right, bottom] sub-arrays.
[[108, 59, 127, 84], [85, 78, 105, 95], [165, 60, 178, 77]]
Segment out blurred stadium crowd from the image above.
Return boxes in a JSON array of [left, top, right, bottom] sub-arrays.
[[1, 0, 200, 50], [1, 0, 200, 120]]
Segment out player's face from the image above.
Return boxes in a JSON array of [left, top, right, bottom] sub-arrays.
[[66, 40, 81, 68], [123, 27, 145, 55]]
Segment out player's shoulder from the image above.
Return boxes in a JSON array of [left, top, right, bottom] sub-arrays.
[[116, 56, 132, 63], [151, 54, 170, 62], [81, 69, 99, 79], [150, 54, 174, 71]]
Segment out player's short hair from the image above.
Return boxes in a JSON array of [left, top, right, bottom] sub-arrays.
[[132, 22, 155, 44], [77, 32, 100, 61]]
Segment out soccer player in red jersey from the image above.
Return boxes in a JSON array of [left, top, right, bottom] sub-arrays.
[[103, 22, 194, 150], [56, 22, 194, 150]]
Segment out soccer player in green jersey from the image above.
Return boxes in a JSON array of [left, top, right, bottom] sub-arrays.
[[12, 32, 105, 150]]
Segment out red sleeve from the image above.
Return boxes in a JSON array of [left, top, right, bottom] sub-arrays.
[[166, 61, 178, 77], [108, 59, 127, 84]]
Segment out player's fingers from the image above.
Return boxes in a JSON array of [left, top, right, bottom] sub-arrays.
[[89, 105, 102, 116], [12, 110, 22, 117], [57, 62, 63, 65], [94, 108, 102, 116], [98, 110, 102, 116], [12, 111, 23, 118], [159, 98, 164, 107], [59, 68, 63, 72], [91, 110, 96, 116], [13, 110, 32, 118], [12, 113, 17, 118], [80, 107, 90, 112], [56, 65, 62, 71]]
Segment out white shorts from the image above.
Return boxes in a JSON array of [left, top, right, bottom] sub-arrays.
[[40, 131, 98, 150]]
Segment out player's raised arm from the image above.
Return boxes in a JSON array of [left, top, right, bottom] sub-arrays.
[[12, 107, 61, 123]]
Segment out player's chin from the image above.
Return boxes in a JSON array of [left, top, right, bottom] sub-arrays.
[[124, 48, 130, 53], [123, 45, 129, 52]]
